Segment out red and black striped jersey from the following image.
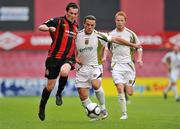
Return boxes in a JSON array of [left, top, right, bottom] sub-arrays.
[[44, 16, 78, 62]]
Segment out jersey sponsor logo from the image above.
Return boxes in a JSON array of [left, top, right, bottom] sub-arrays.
[[65, 30, 76, 38], [79, 46, 93, 53], [0, 32, 24, 50]]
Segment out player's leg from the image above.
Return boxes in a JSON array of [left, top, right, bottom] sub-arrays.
[[38, 57, 60, 121], [75, 65, 92, 107], [124, 63, 135, 103], [124, 88, 128, 101], [163, 72, 178, 100], [92, 78, 108, 119], [171, 81, 180, 102], [78, 87, 101, 121], [163, 80, 172, 99], [56, 63, 71, 106], [170, 72, 180, 101], [116, 83, 128, 120], [78, 88, 92, 107], [111, 63, 128, 120], [38, 79, 57, 121], [171, 84, 180, 102]]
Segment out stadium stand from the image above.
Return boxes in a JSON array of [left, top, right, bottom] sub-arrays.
[[0, 50, 168, 78]]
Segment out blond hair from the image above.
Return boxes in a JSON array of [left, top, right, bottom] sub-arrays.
[[115, 11, 127, 20]]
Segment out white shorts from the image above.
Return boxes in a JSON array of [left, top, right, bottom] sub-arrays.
[[75, 64, 103, 88], [169, 69, 179, 83], [111, 62, 136, 87]]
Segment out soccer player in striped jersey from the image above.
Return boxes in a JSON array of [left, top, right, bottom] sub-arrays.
[[38, 2, 79, 121], [162, 46, 180, 102], [75, 15, 142, 120], [108, 11, 143, 120]]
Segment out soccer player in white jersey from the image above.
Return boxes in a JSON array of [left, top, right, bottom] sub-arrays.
[[75, 15, 142, 120], [108, 11, 143, 120], [162, 46, 180, 102]]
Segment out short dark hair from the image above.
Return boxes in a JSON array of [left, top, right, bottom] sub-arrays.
[[84, 15, 96, 22], [66, 2, 79, 12]]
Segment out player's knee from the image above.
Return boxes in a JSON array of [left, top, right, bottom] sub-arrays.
[[127, 89, 133, 96], [92, 82, 101, 90], [46, 80, 56, 91], [60, 69, 69, 76], [46, 86, 54, 91], [61, 72, 68, 77], [61, 63, 71, 73], [116, 85, 124, 93], [92, 79, 101, 88], [171, 82, 176, 86]]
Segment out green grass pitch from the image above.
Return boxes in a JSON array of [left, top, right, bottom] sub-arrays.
[[0, 96, 180, 129]]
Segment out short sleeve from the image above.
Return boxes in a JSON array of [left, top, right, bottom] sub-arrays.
[[43, 17, 59, 28]]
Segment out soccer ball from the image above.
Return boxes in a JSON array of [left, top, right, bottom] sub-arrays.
[[85, 103, 101, 118]]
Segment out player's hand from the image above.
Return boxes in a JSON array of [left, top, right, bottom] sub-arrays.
[[75, 58, 82, 65], [49, 27, 56, 32], [95, 31, 109, 42], [137, 59, 143, 68], [168, 67, 171, 73]]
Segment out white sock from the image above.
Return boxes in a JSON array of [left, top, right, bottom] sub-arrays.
[[118, 93, 127, 115], [94, 86, 106, 110], [82, 97, 92, 108], [171, 85, 179, 99]]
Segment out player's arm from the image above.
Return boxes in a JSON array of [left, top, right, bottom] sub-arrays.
[[165, 57, 171, 72], [38, 18, 58, 32], [162, 54, 171, 72], [132, 34, 143, 68], [111, 36, 142, 49], [136, 48, 143, 68], [102, 46, 109, 63], [38, 24, 56, 32], [75, 45, 82, 65], [95, 31, 141, 49]]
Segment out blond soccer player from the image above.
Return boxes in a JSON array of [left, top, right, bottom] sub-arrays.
[[108, 11, 143, 120]]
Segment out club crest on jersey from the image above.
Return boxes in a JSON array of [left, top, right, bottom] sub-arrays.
[[62, 24, 67, 27], [85, 39, 89, 45], [129, 80, 133, 84]]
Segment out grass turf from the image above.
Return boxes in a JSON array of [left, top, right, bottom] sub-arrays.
[[0, 96, 180, 129]]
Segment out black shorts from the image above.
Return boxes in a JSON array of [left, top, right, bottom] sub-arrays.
[[45, 57, 75, 79]]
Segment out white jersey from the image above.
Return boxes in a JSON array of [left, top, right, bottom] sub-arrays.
[[162, 51, 180, 71], [109, 27, 140, 63], [76, 29, 107, 65]]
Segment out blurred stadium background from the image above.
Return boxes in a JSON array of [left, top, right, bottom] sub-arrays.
[[0, 0, 180, 97]]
